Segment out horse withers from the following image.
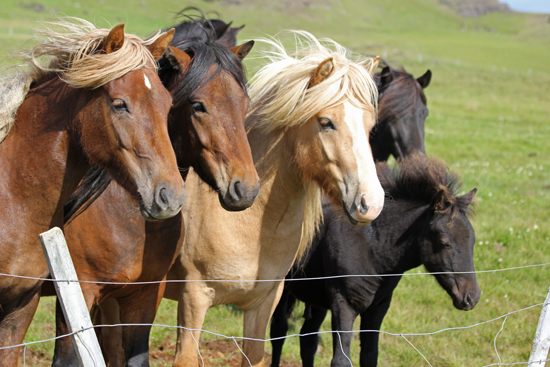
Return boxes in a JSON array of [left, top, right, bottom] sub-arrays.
[[0, 19, 181, 365], [270, 154, 480, 367], [371, 65, 431, 161]]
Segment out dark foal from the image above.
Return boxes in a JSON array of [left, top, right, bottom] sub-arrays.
[[370, 66, 432, 161], [46, 28, 257, 367], [271, 155, 481, 367]]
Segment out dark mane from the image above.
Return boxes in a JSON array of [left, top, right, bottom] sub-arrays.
[[376, 154, 474, 217], [64, 19, 248, 223], [376, 67, 426, 125]]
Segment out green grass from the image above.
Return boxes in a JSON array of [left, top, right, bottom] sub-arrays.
[[5, 0, 550, 365]]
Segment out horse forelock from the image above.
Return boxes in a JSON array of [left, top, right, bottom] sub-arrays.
[[377, 154, 474, 218], [248, 31, 378, 133], [17, 17, 159, 90], [377, 69, 426, 123], [165, 35, 247, 107]]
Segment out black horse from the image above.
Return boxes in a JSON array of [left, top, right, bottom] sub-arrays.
[[371, 66, 431, 161], [270, 155, 480, 367]]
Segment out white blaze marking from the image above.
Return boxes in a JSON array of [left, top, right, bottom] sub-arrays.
[[144, 73, 152, 90]]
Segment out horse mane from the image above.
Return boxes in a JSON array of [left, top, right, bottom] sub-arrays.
[[1, 17, 162, 144], [376, 154, 475, 217], [159, 19, 247, 107], [248, 31, 379, 259], [64, 19, 248, 223], [376, 67, 426, 125]]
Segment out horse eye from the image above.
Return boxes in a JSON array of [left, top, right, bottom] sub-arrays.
[[319, 118, 335, 130], [441, 238, 452, 249], [192, 102, 206, 113], [112, 99, 128, 112]]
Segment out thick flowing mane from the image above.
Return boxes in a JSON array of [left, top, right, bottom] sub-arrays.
[[377, 67, 426, 124], [248, 30, 379, 132], [0, 17, 162, 144], [247, 31, 379, 259], [377, 154, 474, 217]]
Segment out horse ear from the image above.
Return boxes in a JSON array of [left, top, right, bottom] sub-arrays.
[[164, 46, 191, 71], [309, 57, 334, 88], [459, 188, 477, 206], [380, 66, 394, 86], [148, 28, 175, 61], [214, 21, 232, 39], [432, 188, 452, 212], [233, 25, 245, 35], [230, 40, 254, 61], [365, 56, 380, 76], [417, 70, 432, 89], [101, 24, 125, 54]]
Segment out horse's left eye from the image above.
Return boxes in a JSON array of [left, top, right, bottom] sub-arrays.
[[440, 238, 452, 249], [319, 118, 335, 130], [192, 102, 206, 113]]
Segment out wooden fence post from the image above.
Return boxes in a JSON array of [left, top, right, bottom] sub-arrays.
[[529, 284, 550, 366], [39, 227, 106, 367]]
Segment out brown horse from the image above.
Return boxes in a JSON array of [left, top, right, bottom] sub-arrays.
[[163, 31, 384, 367], [46, 26, 258, 367], [0, 19, 182, 366]]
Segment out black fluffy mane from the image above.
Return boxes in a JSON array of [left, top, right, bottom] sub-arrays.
[[376, 154, 474, 217]]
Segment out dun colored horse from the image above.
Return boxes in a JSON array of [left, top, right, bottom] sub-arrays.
[[162, 31, 384, 367], [371, 66, 432, 161], [0, 19, 182, 365], [47, 23, 258, 367], [270, 155, 480, 367]]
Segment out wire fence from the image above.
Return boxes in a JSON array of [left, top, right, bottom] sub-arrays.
[[2, 261, 550, 366]]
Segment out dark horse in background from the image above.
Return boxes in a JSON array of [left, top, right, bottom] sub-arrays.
[[270, 155, 480, 367], [45, 18, 258, 367], [371, 65, 431, 161]]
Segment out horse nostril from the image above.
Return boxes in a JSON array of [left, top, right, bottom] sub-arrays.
[[359, 195, 370, 216], [465, 293, 472, 307], [229, 179, 244, 202], [156, 186, 170, 211]]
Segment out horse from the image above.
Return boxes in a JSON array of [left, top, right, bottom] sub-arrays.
[[270, 154, 481, 367], [44, 24, 259, 367], [0, 18, 182, 365], [370, 66, 431, 161], [162, 31, 385, 367]]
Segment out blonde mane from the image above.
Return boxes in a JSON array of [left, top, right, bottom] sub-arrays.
[[248, 31, 379, 259], [0, 17, 163, 143]]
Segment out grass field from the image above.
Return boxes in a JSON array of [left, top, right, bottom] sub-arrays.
[[2, 0, 550, 366]]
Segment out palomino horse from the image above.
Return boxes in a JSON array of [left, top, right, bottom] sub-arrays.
[[371, 65, 432, 161], [46, 26, 258, 366], [0, 19, 182, 365], [163, 31, 385, 367], [270, 155, 480, 367]]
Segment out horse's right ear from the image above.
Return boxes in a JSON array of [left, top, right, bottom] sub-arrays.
[[148, 29, 175, 60], [365, 56, 380, 76], [380, 66, 394, 86], [309, 57, 334, 88], [233, 25, 245, 35], [214, 21, 232, 39], [417, 70, 432, 89], [101, 24, 125, 54], [164, 46, 191, 71], [230, 40, 254, 61], [432, 188, 452, 212]]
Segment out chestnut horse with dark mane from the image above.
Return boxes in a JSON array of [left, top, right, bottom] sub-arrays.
[[45, 20, 258, 367], [0, 19, 182, 365]]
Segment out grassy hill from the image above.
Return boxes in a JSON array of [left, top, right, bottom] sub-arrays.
[[2, 0, 550, 366]]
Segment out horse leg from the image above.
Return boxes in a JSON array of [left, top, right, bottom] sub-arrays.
[[118, 283, 166, 367], [173, 283, 211, 367], [97, 298, 124, 367], [300, 306, 328, 367], [0, 288, 40, 367], [269, 288, 291, 367], [330, 295, 359, 367], [358, 295, 393, 367], [242, 282, 285, 367]]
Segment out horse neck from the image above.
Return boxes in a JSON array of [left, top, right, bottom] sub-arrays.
[[0, 77, 90, 227], [367, 200, 430, 274]]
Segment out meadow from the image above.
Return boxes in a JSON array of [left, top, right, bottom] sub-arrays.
[[1, 0, 549, 365]]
